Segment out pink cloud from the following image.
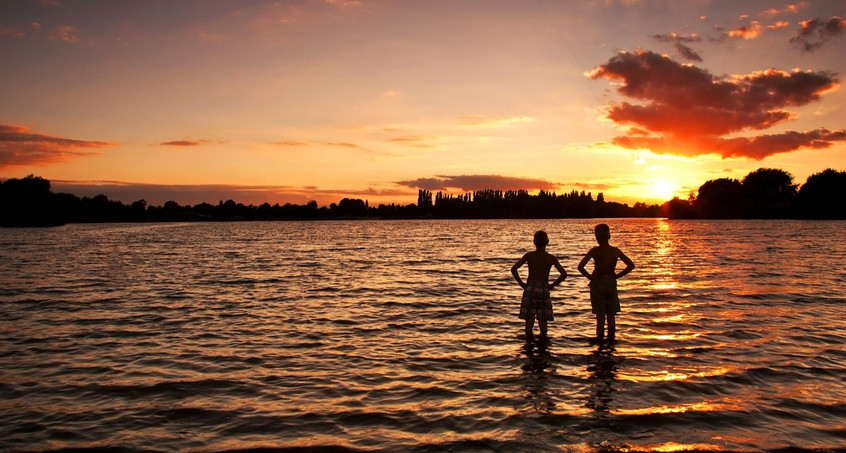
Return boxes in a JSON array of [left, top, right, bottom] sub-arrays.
[[0, 123, 113, 168]]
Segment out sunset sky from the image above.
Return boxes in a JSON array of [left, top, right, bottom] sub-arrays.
[[1, 0, 844, 207]]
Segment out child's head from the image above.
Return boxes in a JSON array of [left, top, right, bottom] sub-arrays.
[[594, 224, 611, 243], [533, 230, 549, 248]]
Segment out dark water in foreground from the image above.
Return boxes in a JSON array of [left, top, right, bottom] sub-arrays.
[[1, 219, 844, 452]]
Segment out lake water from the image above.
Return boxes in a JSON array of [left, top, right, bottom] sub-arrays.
[[1, 219, 844, 452]]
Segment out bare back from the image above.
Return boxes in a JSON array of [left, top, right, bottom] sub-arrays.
[[523, 250, 557, 282], [512, 244, 568, 291], [589, 245, 620, 277], [578, 243, 634, 279]]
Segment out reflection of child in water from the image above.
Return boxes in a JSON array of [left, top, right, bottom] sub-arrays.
[[511, 231, 567, 339], [578, 224, 635, 344]]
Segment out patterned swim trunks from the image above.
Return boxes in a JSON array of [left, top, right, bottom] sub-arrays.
[[519, 280, 554, 321], [589, 276, 620, 315]]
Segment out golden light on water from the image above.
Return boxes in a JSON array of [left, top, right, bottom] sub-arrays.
[[616, 366, 732, 382], [626, 441, 724, 452], [612, 398, 743, 416]]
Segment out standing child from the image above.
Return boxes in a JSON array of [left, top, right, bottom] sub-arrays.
[[511, 231, 568, 339], [577, 224, 635, 344]]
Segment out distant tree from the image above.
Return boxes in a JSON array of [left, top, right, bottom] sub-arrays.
[[131, 199, 147, 212], [332, 198, 369, 218], [0, 174, 63, 226], [694, 178, 744, 218], [661, 197, 694, 219], [417, 189, 433, 213], [742, 168, 797, 218], [797, 168, 846, 219]]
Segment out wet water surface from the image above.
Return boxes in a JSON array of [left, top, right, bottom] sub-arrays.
[[1, 219, 844, 452]]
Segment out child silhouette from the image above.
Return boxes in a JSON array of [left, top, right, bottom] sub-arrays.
[[578, 224, 635, 344], [511, 230, 568, 340]]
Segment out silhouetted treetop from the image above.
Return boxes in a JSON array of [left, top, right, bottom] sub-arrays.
[[797, 168, 846, 219], [673, 167, 845, 219], [4, 168, 844, 225]]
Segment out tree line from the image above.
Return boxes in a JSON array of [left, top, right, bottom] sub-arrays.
[[1, 168, 843, 226], [0, 175, 660, 226], [662, 168, 846, 220]]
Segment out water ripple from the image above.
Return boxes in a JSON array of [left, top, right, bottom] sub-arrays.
[[1, 220, 845, 452]]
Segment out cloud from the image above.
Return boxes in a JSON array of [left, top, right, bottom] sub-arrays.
[[587, 50, 844, 159], [266, 139, 379, 154], [324, 0, 362, 7], [0, 24, 26, 38], [790, 16, 846, 53], [568, 181, 615, 191], [767, 21, 790, 31], [158, 139, 226, 147], [270, 140, 310, 147], [0, 123, 112, 168], [652, 32, 703, 61], [326, 142, 372, 152], [458, 115, 534, 128], [48, 25, 82, 43], [760, 3, 807, 16], [726, 21, 763, 40], [612, 128, 846, 160], [387, 135, 439, 148], [395, 175, 558, 192], [159, 140, 204, 146]]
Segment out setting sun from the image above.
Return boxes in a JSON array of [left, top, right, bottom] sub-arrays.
[[651, 179, 679, 202]]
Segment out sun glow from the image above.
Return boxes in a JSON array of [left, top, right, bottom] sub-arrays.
[[651, 179, 678, 201]]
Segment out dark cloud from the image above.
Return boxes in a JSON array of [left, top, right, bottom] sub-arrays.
[[790, 16, 846, 52], [0, 123, 112, 167], [396, 175, 558, 192], [587, 50, 844, 159], [159, 140, 203, 146], [652, 32, 703, 61]]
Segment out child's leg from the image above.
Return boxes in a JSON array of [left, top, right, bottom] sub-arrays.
[[538, 318, 548, 337], [524, 318, 535, 337], [595, 314, 605, 340], [607, 314, 616, 341]]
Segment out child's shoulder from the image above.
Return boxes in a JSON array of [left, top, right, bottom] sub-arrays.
[[594, 243, 620, 254], [527, 249, 555, 260]]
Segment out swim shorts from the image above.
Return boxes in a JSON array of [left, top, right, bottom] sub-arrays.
[[589, 276, 620, 315], [519, 280, 554, 321]]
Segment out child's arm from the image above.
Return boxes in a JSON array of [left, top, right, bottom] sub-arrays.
[[549, 257, 568, 290], [577, 250, 593, 280], [616, 248, 635, 279], [511, 254, 528, 288]]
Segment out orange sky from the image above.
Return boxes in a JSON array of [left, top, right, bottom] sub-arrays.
[[1, 1, 844, 207]]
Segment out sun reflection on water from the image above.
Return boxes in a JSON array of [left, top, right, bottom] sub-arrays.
[[612, 398, 743, 416], [625, 441, 724, 452], [616, 366, 732, 382]]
